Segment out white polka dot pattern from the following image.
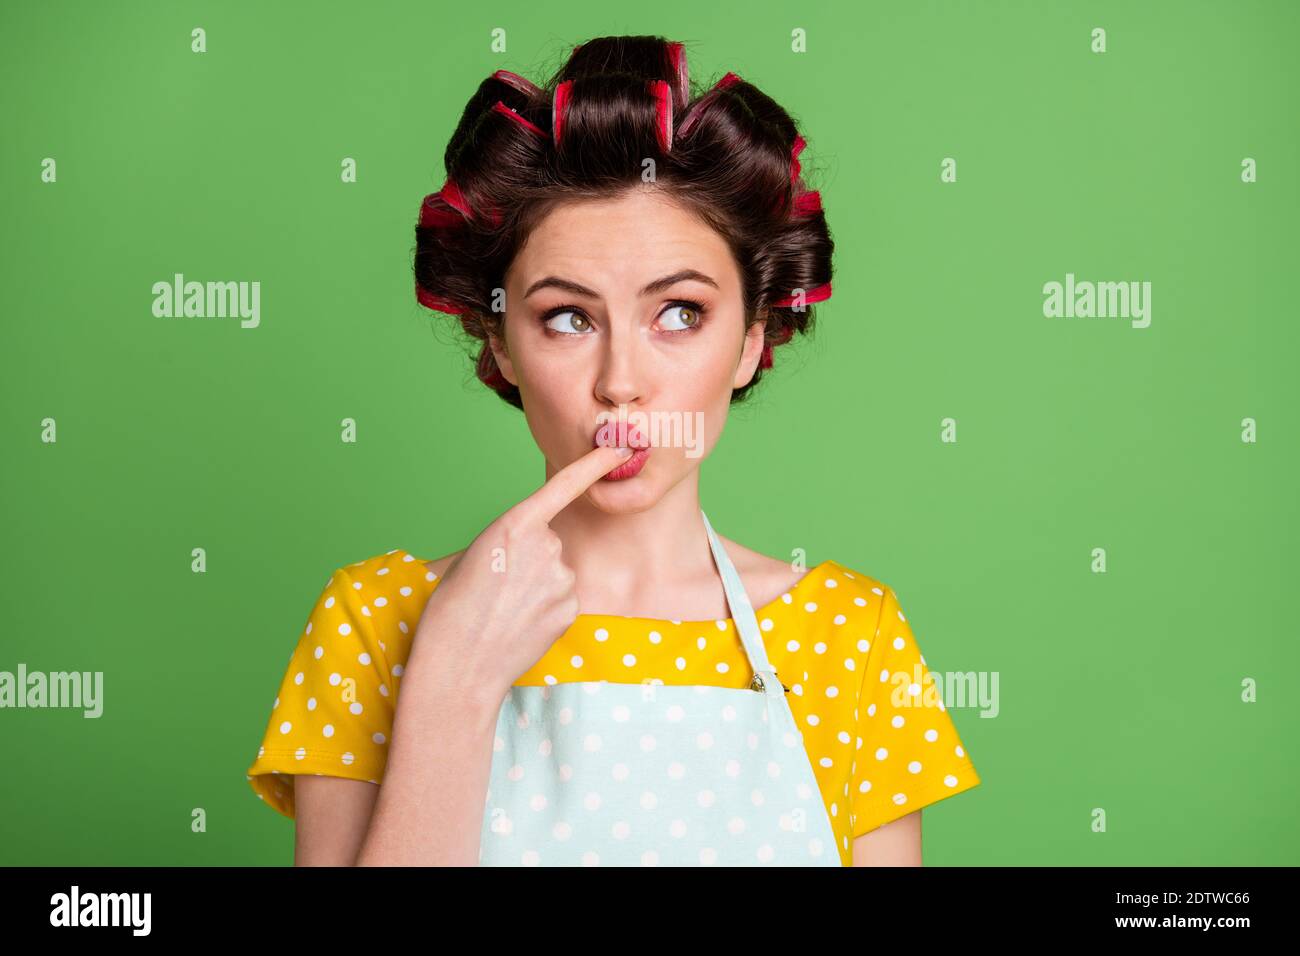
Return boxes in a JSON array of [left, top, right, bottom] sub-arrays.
[[849, 585, 978, 840], [246, 550, 981, 866], [478, 681, 838, 866]]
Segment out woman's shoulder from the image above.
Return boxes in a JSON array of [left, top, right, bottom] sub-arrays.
[[308, 550, 446, 632], [733, 549, 889, 606], [332, 548, 454, 586], [781, 558, 892, 626], [720, 550, 894, 641], [323, 549, 895, 630], [818, 559, 889, 599]]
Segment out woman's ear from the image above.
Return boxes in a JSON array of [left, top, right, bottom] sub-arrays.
[[734, 314, 769, 389], [488, 324, 518, 386]]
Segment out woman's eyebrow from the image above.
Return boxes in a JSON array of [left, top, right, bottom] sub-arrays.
[[523, 269, 719, 300], [640, 269, 719, 296]]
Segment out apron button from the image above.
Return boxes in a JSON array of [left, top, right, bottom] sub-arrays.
[[751, 671, 790, 693]]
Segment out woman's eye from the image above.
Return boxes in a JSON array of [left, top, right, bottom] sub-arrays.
[[659, 303, 702, 332], [544, 310, 592, 335]]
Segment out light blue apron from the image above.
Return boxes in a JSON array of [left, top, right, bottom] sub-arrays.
[[477, 509, 840, 866]]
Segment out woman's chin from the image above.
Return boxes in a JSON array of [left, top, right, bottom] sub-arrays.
[[584, 471, 662, 513]]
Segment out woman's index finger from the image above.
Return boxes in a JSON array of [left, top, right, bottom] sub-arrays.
[[515, 445, 630, 526]]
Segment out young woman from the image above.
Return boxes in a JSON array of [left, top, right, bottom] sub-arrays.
[[246, 34, 980, 867]]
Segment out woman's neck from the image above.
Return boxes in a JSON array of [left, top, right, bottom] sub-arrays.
[[548, 478, 725, 620]]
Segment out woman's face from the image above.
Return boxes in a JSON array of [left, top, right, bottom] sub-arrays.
[[492, 187, 766, 512]]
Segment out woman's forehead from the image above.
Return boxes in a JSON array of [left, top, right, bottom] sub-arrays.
[[511, 195, 737, 293]]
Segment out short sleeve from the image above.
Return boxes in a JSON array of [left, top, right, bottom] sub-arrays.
[[849, 584, 980, 837], [245, 564, 397, 818]]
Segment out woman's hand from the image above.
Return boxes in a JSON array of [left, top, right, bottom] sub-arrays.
[[406, 443, 634, 705]]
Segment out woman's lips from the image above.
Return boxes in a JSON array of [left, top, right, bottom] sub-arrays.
[[599, 445, 650, 480], [593, 420, 651, 480]]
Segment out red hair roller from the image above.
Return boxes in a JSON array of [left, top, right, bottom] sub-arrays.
[[758, 327, 796, 369], [790, 134, 807, 188], [552, 79, 573, 147], [676, 71, 741, 141], [439, 179, 473, 218], [792, 190, 822, 216], [418, 193, 463, 229], [648, 79, 673, 152], [416, 282, 466, 315], [770, 282, 832, 308], [666, 41, 689, 111], [434, 178, 504, 227], [492, 69, 541, 97], [476, 342, 511, 389], [492, 100, 545, 138]]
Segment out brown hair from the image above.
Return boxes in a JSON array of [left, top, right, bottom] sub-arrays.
[[413, 35, 834, 410]]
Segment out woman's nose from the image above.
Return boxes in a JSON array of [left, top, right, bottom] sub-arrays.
[[593, 326, 647, 405]]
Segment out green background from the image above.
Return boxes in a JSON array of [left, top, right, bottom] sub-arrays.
[[1, 0, 1295, 865]]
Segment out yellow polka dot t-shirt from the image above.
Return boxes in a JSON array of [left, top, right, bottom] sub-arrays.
[[246, 550, 981, 865]]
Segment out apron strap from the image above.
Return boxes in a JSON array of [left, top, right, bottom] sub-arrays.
[[700, 510, 786, 698]]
